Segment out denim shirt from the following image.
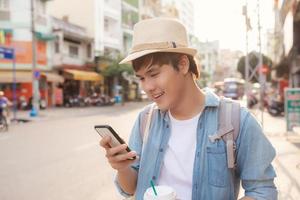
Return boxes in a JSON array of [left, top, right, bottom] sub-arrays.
[[115, 89, 277, 200]]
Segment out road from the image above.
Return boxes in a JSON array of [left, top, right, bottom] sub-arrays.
[[0, 102, 299, 200], [0, 102, 148, 200]]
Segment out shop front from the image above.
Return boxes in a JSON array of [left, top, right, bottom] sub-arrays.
[[0, 70, 64, 108], [62, 69, 103, 106]]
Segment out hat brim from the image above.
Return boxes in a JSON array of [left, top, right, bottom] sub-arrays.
[[119, 47, 197, 64]]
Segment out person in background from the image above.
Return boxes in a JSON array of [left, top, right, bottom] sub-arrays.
[[0, 90, 12, 123]]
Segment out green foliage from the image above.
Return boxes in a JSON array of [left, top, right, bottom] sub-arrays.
[[102, 57, 133, 77], [237, 51, 273, 82], [197, 70, 211, 88], [124, 0, 138, 7]]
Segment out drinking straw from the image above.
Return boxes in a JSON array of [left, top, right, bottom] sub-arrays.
[[150, 180, 157, 196]]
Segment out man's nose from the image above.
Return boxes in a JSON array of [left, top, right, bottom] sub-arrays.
[[142, 79, 155, 93]]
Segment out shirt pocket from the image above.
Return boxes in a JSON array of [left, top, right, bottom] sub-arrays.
[[206, 146, 230, 187]]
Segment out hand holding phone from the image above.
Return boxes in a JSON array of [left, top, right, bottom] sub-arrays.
[[95, 125, 136, 160]]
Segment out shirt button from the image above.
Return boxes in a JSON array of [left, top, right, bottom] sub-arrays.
[[152, 176, 156, 180], [166, 124, 169, 128], [159, 148, 164, 152]]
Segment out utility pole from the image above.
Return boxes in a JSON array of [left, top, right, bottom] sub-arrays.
[[31, 0, 39, 116], [257, 0, 264, 128], [243, 1, 250, 107]]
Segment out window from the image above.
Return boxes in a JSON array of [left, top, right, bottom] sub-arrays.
[[0, 0, 9, 10], [104, 18, 109, 31], [55, 41, 59, 53], [69, 45, 79, 58], [87, 43, 91, 58]]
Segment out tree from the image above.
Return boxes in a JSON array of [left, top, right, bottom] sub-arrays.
[[237, 51, 273, 82], [102, 57, 133, 77]]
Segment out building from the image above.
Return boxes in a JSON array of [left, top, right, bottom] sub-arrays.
[[122, 0, 139, 55], [219, 49, 244, 79], [198, 41, 220, 82], [48, 0, 125, 98], [272, 0, 300, 87], [0, 0, 62, 108], [51, 17, 102, 105], [140, 0, 162, 19], [161, 0, 194, 34], [47, 0, 123, 58]]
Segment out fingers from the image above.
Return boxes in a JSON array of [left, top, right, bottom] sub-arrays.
[[99, 136, 138, 171], [106, 144, 128, 157], [108, 151, 137, 163], [99, 136, 111, 149]]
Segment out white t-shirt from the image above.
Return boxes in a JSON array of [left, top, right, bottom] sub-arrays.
[[157, 111, 201, 200]]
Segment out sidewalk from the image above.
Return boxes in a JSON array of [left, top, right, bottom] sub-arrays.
[[9, 101, 149, 124], [250, 108, 300, 200]]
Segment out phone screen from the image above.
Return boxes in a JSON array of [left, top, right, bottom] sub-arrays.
[[94, 125, 135, 159]]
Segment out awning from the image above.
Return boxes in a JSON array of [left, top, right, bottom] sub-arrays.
[[35, 32, 56, 41], [64, 69, 103, 82], [41, 72, 64, 83], [0, 71, 32, 83]]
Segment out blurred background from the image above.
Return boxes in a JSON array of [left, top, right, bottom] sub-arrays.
[[0, 0, 299, 199]]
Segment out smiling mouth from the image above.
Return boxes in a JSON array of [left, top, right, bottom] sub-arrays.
[[152, 92, 164, 100]]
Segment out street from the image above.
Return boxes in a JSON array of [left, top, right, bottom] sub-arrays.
[[0, 102, 148, 200], [0, 102, 299, 200]]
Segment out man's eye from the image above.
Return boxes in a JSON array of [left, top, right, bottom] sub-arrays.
[[139, 77, 145, 81], [150, 73, 158, 77]]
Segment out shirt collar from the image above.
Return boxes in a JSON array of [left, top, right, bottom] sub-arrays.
[[203, 88, 220, 108]]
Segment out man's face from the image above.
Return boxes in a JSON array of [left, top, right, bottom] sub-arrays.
[[135, 62, 186, 110]]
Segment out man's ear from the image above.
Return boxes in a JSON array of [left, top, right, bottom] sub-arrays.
[[178, 55, 190, 75]]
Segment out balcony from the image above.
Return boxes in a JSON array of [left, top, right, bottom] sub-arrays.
[[104, 34, 121, 50], [104, 5, 121, 20], [0, 10, 10, 21]]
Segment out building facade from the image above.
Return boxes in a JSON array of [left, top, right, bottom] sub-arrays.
[[273, 0, 300, 87], [0, 0, 61, 108], [48, 0, 123, 58]]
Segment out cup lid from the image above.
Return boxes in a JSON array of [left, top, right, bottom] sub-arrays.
[[144, 185, 176, 200]]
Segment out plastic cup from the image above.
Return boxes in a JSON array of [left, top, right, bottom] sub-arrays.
[[143, 185, 176, 200]]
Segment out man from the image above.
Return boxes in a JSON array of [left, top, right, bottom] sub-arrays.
[[100, 18, 277, 200], [0, 91, 11, 121]]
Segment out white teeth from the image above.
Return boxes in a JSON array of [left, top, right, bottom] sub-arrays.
[[153, 93, 164, 99]]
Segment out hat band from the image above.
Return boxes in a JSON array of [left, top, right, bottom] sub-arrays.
[[131, 41, 186, 53]]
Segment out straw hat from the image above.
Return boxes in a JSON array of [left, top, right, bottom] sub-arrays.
[[119, 18, 197, 64]]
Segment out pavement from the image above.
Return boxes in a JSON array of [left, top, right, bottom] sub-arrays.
[[248, 108, 300, 200], [3, 103, 300, 200]]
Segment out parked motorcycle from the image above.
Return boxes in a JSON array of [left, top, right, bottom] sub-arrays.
[[267, 98, 284, 116]]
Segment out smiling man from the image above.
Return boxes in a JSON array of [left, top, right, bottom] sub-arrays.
[[99, 18, 277, 200]]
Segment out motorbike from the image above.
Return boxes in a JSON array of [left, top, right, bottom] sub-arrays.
[[267, 95, 284, 116], [247, 93, 258, 109], [0, 104, 9, 132]]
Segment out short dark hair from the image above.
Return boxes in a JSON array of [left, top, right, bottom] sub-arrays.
[[132, 52, 199, 79]]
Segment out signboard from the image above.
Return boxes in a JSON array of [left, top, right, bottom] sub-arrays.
[[34, 70, 40, 79], [0, 46, 14, 59], [285, 88, 300, 132]]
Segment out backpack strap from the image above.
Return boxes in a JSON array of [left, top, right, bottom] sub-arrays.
[[140, 103, 156, 153], [208, 98, 241, 169]]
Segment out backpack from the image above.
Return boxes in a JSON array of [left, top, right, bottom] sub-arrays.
[[140, 98, 241, 169]]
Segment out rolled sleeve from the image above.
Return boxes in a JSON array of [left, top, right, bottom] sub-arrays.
[[114, 113, 143, 197], [237, 111, 278, 199]]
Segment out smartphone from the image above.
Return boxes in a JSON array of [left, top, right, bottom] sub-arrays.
[[94, 125, 136, 159]]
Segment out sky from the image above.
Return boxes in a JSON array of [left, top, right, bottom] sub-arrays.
[[194, 0, 275, 53]]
